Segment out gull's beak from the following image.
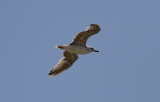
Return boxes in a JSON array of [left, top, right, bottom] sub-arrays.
[[94, 49, 99, 53]]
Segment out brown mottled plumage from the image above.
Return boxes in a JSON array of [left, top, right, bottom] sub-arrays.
[[49, 51, 78, 77], [49, 24, 101, 77], [70, 24, 101, 46]]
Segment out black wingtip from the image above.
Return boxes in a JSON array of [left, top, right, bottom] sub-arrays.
[[48, 71, 54, 75]]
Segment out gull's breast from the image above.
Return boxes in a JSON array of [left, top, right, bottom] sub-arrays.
[[66, 45, 91, 55]]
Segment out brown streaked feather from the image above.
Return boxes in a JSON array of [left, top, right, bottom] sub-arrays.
[[70, 24, 101, 46], [49, 51, 78, 77]]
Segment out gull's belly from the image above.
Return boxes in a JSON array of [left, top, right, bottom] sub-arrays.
[[70, 49, 89, 55], [67, 46, 90, 55]]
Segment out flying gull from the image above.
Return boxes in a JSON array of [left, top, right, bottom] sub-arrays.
[[49, 24, 101, 77]]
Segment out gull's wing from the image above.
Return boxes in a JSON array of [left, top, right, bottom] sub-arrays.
[[70, 30, 98, 46], [49, 51, 78, 77], [70, 24, 101, 46]]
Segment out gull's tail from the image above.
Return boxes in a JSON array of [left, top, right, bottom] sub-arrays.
[[56, 45, 64, 49]]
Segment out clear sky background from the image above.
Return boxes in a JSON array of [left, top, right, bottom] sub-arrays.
[[0, 0, 160, 102]]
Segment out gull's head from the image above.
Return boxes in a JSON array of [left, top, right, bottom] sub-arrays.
[[86, 24, 101, 33], [88, 47, 99, 53]]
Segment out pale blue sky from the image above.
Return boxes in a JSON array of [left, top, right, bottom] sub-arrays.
[[0, 0, 160, 102]]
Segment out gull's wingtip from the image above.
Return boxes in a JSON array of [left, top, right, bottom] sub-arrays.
[[48, 72, 55, 77], [49, 73, 56, 77]]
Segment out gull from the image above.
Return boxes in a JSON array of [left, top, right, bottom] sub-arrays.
[[49, 24, 101, 77]]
